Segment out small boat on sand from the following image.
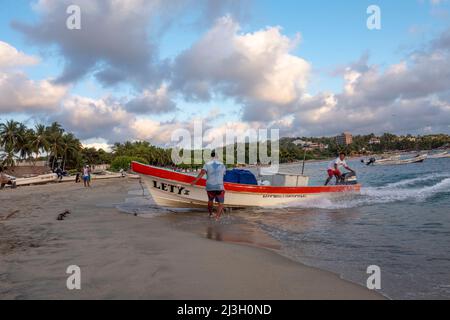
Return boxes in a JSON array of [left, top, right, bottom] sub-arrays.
[[60, 171, 140, 183], [131, 162, 361, 209], [15, 173, 58, 186]]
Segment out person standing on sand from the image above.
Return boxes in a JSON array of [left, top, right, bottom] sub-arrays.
[[83, 165, 92, 188], [191, 150, 227, 220], [1, 167, 8, 189]]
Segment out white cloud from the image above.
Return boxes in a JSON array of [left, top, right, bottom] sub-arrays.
[[173, 16, 310, 108], [0, 41, 39, 69], [125, 84, 176, 114], [52, 95, 132, 140], [13, 0, 250, 88], [0, 41, 68, 113], [0, 71, 68, 113]]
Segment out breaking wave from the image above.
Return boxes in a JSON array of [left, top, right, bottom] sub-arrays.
[[384, 173, 450, 188], [286, 175, 450, 209]]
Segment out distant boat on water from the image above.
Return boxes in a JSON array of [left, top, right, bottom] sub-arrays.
[[428, 151, 450, 159], [372, 154, 428, 166]]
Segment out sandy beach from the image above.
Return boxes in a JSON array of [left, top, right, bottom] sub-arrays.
[[0, 179, 383, 300]]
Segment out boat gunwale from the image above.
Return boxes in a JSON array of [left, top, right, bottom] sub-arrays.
[[132, 162, 361, 195]]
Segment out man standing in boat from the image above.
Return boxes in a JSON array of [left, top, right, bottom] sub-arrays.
[[191, 150, 227, 220], [325, 152, 355, 186]]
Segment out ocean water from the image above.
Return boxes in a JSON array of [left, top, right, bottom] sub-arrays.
[[119, 157, 450, 300]]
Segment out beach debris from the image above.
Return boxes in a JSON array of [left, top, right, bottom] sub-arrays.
[[2, 210, 20, 221], [57, 210, 71, 221], [138, 178, 146, 196]]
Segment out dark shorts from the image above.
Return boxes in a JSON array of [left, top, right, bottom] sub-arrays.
[[207, 190, 225, 204], [83, 175, 90, 182]]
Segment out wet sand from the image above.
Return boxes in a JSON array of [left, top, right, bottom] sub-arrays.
[[0, 179, 384, 300]]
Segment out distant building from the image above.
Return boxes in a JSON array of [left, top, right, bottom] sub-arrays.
[[307, 143, 328, 150], [294, 139, 328, 151], [336, 132, 353, 145], [368, 137, 381, 145], [293, 139, 307, 146]]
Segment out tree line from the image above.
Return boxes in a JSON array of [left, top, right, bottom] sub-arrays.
[[0, 120, 174, 171], [280, 133, 450, 162], [0, 120, 81, 170], [2, 120, 449, 170]]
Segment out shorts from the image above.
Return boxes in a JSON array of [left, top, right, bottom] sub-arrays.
[[207, 190, 225, 204], [327, 169, 342, 177], [83, 175, 90, 182]]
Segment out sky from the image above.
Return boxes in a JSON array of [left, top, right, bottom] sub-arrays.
[[1, 0, 450, 150]]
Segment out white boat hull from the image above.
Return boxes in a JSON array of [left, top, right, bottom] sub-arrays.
[[139, 174, 358, 209], [429, 152, 450, 159], [375, 154, 428, 166], [15, 173, 58, 186]]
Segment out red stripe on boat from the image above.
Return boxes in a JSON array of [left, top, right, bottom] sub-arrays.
[[131, 162, 361, 194]]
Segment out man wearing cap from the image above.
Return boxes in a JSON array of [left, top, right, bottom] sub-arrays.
[[191, 150, 227, 220]]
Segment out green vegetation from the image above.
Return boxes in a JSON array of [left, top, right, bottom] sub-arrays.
[[111, 156, 147, 171], [0, 120, 174, 170], [112, 141, 172, 166], [281, 133, 450, 161], [0, 120, 82, 170], [1, 119, 449, 170]]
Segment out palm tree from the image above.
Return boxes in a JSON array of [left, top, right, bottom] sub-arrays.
[[28, 124, 50, 162], [18, 128, 35, 162], [48, 122, 64, 135], [47, 131, 63, 170], [0, 146, 18, 168], [43, 122, 66, 170], [0, 120, 23, 168], [0, 120, 23, 149], [61, 133, 81, 170]]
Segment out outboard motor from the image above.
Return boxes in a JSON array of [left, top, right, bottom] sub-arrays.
[[337, 172, 358, 185]]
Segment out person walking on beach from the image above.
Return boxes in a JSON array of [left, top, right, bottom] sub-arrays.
[[191, 150, 227, 220], [325, 152, 355, 186], [1, 167, 9, 190], [83, 165, 91, 188], [54, 167, 64, 182]]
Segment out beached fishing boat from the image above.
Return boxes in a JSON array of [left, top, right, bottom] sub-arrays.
[[60, 171, 140, 183], [15, 173, 58, 186], [374, 154, 428, 166], [131, 162, 361, 209]]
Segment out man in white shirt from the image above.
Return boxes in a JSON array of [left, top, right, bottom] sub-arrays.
[[191, 150, 227, 220], [325, 152, 355, 186]]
